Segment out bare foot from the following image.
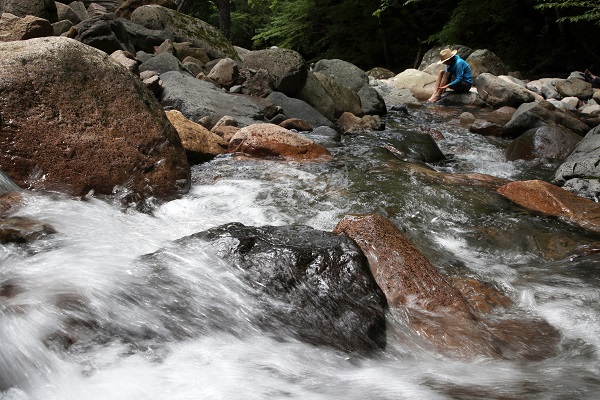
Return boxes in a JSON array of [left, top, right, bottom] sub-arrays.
[[426, 96, 440, 103]]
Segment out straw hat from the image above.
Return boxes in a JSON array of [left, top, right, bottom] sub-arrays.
[[438, 48, 457, 63]]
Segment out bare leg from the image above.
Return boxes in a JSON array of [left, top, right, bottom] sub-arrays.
[[585, 69, 597, 80], [427, 71, 450, 102]]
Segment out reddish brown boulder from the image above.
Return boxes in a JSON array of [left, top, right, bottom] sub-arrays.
[[279, 118, 312, 132], [228, 123, 331, 161], [0, 13, 53, 41], [451, 278, 512, 315], [333, 214, 505, 357], [497, 180, 600, 232], [0, 37, 190, 205], [333, 214, 474, 316]]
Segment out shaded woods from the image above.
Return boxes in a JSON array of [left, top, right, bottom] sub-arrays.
[[175, 0, 600, 77]]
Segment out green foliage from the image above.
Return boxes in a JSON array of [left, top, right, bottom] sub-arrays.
[[535, 0, 600, 25]]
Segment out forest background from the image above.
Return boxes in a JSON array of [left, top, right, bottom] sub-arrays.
[[173, 0, 600, 79]]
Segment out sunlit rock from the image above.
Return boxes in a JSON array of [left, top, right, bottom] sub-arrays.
[[165, 110, 228, 164], [228, 123, 331, 161], [475, 73, 535, 108], [0, 13, 53, 41], [497, 180, 600, 233]]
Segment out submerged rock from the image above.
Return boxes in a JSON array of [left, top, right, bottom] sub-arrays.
[[497, 180, 600, 233]]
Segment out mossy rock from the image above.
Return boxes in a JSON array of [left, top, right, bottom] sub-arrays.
[[130, 5, 239, 61]]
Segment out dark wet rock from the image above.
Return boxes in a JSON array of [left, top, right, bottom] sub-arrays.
[[187, 222, 388, 353], [0, 216, 57, 244], [505, 125, 582, 161], [385, 132, 445, 163], [469, 120, 503, 137]]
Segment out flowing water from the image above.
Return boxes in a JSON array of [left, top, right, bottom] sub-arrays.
[[1, 106, 600, 399]]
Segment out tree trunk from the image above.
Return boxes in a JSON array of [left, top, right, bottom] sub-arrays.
[[214, 0, 231, 39]]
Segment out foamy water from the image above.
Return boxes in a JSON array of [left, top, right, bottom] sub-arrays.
[[1, 107, 600, 399]]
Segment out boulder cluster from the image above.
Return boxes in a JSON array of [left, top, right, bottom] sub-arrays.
[[0, 0, 597, 360]]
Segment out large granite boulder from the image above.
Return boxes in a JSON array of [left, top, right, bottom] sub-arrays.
[[159, 71, 275, 127], [296, 70, 337, 121], [0, 37, 190, 204], [418, 45, 474, 70], [312, 59, 386, 115], [475, 73, 536, 108], [553, 124, 600, 201], [0, 0, 58, 23], [240, 47, 307, 97], [186, 222, 388, 353], [313, 72, 363, 118], [555, 76, 593, 100], [502, 100, 590, 139], [385, 69, 437, 101], [505, 125, 582, 162], [130, 5, 238, 60], [465, 49, 509, 79]]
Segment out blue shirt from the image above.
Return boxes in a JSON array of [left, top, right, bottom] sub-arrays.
[[446, 55, 473, 88]]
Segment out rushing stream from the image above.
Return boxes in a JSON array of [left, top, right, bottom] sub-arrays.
[[1, 106, 600, 399]]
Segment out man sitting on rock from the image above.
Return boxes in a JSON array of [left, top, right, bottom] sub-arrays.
[[427, 48, 473, 103]]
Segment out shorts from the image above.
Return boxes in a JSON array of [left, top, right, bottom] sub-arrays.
[[449, 80, 472, 93]]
